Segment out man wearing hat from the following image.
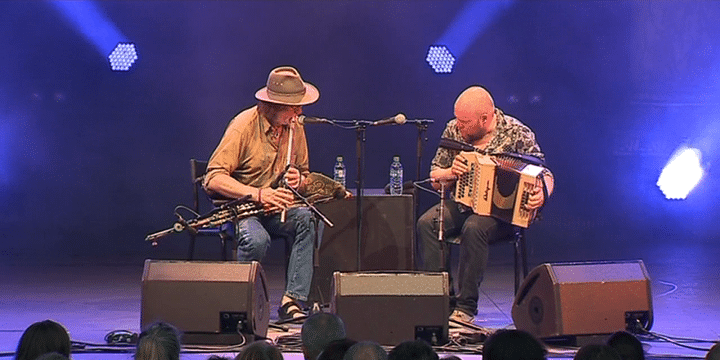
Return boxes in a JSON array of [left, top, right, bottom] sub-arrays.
[[204, 66, 320, 320]]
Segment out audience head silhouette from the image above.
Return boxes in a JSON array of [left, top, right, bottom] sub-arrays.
[[301, 313, 346, 360], [706, 342, 720, 360], [574, 344, 622, 360], [606, 331, 645, 360], [235, 340, 283, 360], [345, 341, 388, 360], [482, 329, 546, 360], [34, 353, 70, 360], [15, 319, 71, 360], [440, 356, 462, 360], [388, 340, 436, 360], [135, 322, 181, 360], [318, 338, 358, 360]]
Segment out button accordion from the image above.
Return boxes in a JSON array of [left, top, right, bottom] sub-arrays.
[[454, 151, 544, 228]]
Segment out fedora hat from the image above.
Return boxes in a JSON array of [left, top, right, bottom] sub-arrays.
[[255, 66, 319, 106]]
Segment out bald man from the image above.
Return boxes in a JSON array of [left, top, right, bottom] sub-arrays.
[[417, 86, 554, 324]]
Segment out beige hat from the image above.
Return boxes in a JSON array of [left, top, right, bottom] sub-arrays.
[[255, 66, 319, 106]]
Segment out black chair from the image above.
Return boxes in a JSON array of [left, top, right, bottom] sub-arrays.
[[187, 159, 237, 261], [508, 227, 529, 293]]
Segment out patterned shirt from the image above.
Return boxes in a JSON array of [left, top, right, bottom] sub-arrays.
[[431, 108, 553, 200]]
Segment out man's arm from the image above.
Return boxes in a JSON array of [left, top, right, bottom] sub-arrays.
[[429, 121, 462, 190], [206, 173, 294, 211], [504, 115, 554, 209]]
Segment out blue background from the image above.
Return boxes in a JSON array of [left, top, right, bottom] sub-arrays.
[[1, 1, 718, 265]]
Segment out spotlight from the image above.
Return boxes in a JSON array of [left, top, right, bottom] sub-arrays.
[[50, 2, 135, 71], [108, 42, 138, 71], [425, 45, 456, 74], [656, 147, 704, 200]]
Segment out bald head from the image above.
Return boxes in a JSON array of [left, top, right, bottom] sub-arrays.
[[454, 86, 494, 118], [344, 341, 388, 360], [453, 86, 496, 143]]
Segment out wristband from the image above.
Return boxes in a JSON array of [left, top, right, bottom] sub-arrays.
[[257, 188, 262, 203]]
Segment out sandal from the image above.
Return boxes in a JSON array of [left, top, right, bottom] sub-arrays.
[[278, 300, 306, 321]]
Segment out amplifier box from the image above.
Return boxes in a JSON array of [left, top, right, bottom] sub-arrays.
[[512, 260, 652, 339], [141, 260, 269, 344], [332, 271, 449, 346]]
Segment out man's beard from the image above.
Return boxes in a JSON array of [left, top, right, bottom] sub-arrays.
[[463, 129, 486, 143]]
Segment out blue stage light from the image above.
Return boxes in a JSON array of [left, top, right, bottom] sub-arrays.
[[50, 1, 135, 72], [426, 0, 515, 74], [108, 42, 138, 71], [657, 147, 704, 200], [426, 45, 456, 74]]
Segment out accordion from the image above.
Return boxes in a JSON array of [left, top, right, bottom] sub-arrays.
[[454, 151, 544, 228]]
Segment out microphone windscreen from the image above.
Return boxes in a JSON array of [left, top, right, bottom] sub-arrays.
[[395, 113, 407, 125]]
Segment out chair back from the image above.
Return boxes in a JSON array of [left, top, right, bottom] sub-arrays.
[[187, 159, 237, 261], [190, 159, 208, 213]]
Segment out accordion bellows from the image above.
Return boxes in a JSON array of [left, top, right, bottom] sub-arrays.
[[454, 151, 544, 228]]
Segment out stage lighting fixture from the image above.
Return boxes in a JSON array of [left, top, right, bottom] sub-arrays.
[[50, 2, 135, 71], [428, 1, 515, 75], [108, 42, 138, 71], [425, 45, 456, 74], [656, 147, 704, 200]]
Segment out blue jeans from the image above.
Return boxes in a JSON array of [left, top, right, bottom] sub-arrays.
[[235, 207, 317, 302]]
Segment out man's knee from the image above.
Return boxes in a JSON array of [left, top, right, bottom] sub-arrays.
[[462, 215, 498, 242], [236, 222, 272, 259], [291, 207, 315, 225]]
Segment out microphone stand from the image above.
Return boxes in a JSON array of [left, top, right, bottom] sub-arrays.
[[301, 118, 373, 271], [281, 179, 334, 228], [412, 120, 433, 182], [412, 120, 433, 267], [438, 182, 448, 273], [304, 118, 430, 271], [352, 120, 372, 271]]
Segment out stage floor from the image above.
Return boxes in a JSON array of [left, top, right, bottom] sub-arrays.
[[1, 249, 718, 360]]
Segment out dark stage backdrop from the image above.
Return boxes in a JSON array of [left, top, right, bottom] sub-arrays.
[[1, 1, 718, 265]]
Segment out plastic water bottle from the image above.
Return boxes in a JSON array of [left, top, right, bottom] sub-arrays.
[[333, 155, 346, 188], [389, 155, 403, 195]]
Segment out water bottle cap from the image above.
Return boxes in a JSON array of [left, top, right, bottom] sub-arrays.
[[393, 155, 400, 161], [336, 155, 343, 161]]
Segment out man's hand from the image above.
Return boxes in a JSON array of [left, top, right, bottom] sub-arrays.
[[525, 185, 545, 210], [429, 158, 465, 191], [450, 155, 469, 178], [429, 168, 456, 191], [284, 167, 303, 189], [260, 187, 294, 213]]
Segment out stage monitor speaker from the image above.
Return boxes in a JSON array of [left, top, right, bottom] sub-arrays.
[[332, 271, 449, 346], [141, 260, 269, 345], [310, 195, 415, 304], [511, 260, 652, 339]]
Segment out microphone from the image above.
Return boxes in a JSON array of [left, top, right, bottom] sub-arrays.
[[439, 137, 475, 152], [297, 115, 334, 125], [371, 113, 407, 126]]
